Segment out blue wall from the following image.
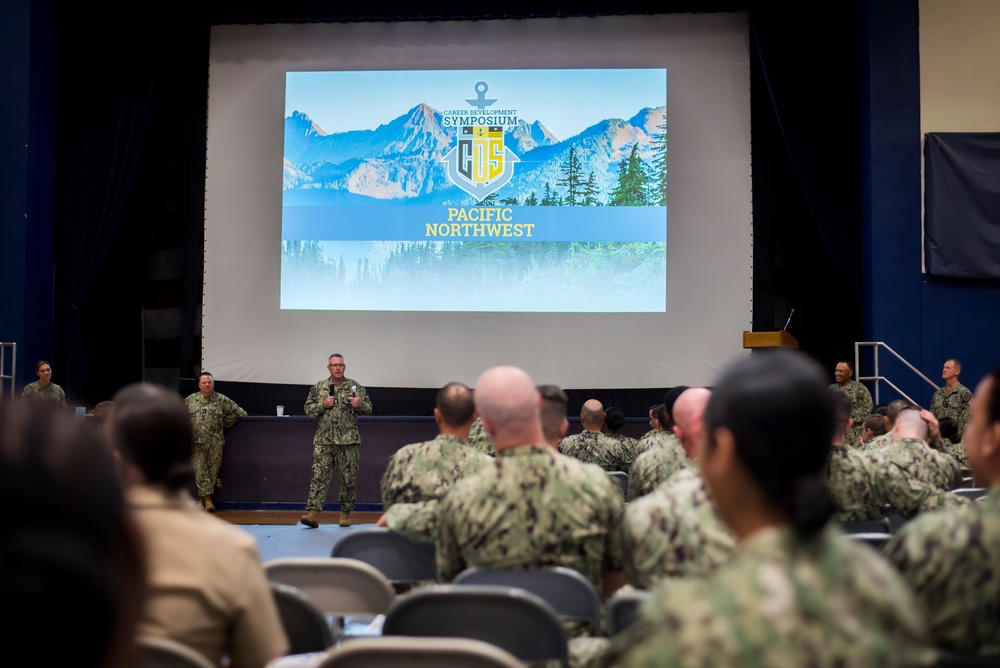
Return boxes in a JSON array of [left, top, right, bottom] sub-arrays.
[[863, 0, 1000, 409]]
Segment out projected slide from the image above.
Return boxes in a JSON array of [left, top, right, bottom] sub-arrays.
[[281, 69, 667, 312]]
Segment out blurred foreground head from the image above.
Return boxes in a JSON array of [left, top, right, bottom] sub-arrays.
[[111, 382, 195, 490], [701, 351, 836, 537], [0, 400, 146, 668]]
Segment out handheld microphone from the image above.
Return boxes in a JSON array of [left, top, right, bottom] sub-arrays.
[[782, 308, 795, 331]]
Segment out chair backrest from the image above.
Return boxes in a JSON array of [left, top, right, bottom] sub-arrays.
[[840, 517, 892, 534], [607, 471, 628, 499], [382, 584, 569, 668], [263, 557, 395, 617], [331, 528, 437, 583], [952, 487, 988, 501], [606, 590, 651, 636], [844, 532, 893, 551], [315, 636, 524, 668], [452, 566, 602, 636], [935, 648, 1000, 667], [270, 581, 335, 654], [136, 635, 215, 668]]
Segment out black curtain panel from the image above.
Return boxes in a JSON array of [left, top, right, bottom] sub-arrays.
[[924, 132, 1000, 280]]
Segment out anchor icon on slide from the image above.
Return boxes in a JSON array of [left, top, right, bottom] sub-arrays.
[[465, 81, 498, 109]]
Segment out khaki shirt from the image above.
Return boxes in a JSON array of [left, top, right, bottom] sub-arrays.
[[128, 485, 288, 667]]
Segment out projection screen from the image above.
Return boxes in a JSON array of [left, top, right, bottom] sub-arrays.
[[204, 13, 752, 389]]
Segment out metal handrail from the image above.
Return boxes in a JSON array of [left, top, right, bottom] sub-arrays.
[[0, 342, 15, 401], [855, 341, 939, 406]]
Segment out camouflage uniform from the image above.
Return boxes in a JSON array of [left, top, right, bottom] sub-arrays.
[[633, 430, 681, 459], [303, 376, 372, 513], [930, 382, 973, 434], [602, 526, 935, 668], [829, 380, 873, 448], [608, 433, 639, 470], [21, 381, 67, 408], [861, 431, 892, 452], [184, 391, 247, 497], [621, 468, 735, 589], [380, 434, 494, 542], [627, 438, 693, 501], [467, 417, 496, 456], [885, 486, 1000, 656], [939, 437, 968, 468], [436, 444, 624, 590], [558, 430, 629, 472], [867, 437, 968, 520], [825, 445, 887, 522]]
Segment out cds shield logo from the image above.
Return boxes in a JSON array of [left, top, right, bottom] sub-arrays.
[[441, 82, 520, 201]]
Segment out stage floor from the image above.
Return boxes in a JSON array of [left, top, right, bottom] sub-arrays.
[[218, 510, 382, 562]]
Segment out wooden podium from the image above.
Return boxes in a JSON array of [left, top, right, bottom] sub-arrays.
[[742, 330, 799, 355]]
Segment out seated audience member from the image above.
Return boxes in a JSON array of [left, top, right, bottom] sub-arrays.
[[936, 416, 968, 467], [110, 383, 288, 667], [0, 399, 146, 668], [377, 382, 493, 542], [637, 403, 662, 443], [634, 387, 688, 458], [867, 407, 968, 520], [628, 387, 699, 500], [601, 406, 639, 469], [860, 413, 887, 444], [467, 415, 496, 456], [537, 383, 571, 446], [92, 400, 116, 432], [861, 398, 912, 452], [559, 399, 628, 471], [436, 365, 625, 594], [603, 351, 934, 667], [436, 369, 625, 668], [885, 367, 1000, 656], [826, 390, 888, 522], [620, 388, 735, 588]]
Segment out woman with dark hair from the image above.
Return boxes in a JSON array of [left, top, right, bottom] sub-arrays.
[[111, 383, 288, 668], [604, 351, 935, 667], [601, 406, 639, 468]]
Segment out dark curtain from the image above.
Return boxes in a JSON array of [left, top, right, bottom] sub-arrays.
[[54, 19, 159, 402]]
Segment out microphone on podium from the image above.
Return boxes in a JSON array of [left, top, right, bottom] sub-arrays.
[[781, 308, 795, 331]]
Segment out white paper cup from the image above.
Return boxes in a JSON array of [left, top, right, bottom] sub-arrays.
[[276, 405, 284, 416]]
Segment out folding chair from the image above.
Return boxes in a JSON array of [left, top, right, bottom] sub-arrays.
[[606, 471, 629, 499], [331, 528, 437, 584], [606, 589, 651, 636], [452, 566, 602, 636], [843, 532, 893, 551], [315, 636, 524, 668], [382, 584, 569, 668], [952, 487, 988, 501], [840, 517, 892, 534], [270, 582, 335, 654], [934, 648, 1000, 667], [136, 635, 215, 668], [263, 557, 395, 640]]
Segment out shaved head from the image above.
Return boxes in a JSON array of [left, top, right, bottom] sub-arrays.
[[474, 366, 545, 448], [672, 387, 712, 456], [893, 408, 929, 441], [580, 399, 605, 429]]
